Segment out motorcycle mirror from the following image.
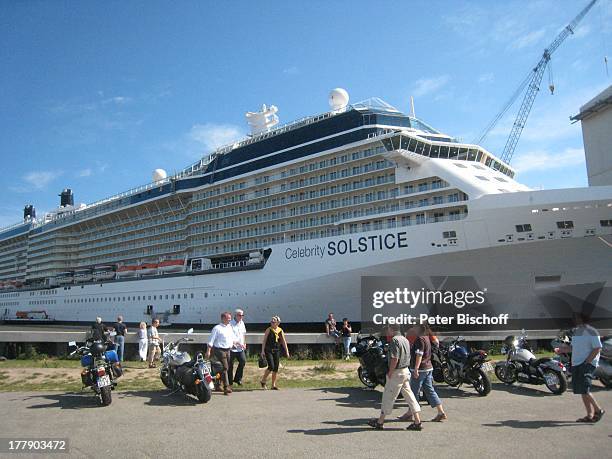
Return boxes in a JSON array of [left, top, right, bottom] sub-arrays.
[[187, 328, 194, 334]]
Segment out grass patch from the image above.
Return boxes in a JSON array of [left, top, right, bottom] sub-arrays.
[[312, 362, 337, 373]]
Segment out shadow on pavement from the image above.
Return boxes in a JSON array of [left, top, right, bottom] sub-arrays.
[[288, 418, 408, 435], [482, 419, 588, 429], [491, 382, 557, 397], [23, 392, 99, 410], [119, 390, 207, 406]]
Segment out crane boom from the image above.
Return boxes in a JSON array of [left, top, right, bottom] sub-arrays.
[[489, 0, 598, 164]]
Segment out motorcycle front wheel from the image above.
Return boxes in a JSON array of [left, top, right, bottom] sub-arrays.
[[195, 383, 211, 403], [442, 364, 460, 387], [358, 366, 377, 388], [495, 364, 516, 384], [471, 368, 491, 396], [543, 369, 567, 394], [160, 368, 172, 389], [99, 386, 112, 406]]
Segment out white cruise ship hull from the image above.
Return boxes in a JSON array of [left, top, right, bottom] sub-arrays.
[[3, 186, 611, 332]]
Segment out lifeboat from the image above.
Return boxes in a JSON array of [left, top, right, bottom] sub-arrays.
[[92, 266, 116, 281], [55, 272, 74, 285], [158, 259, 185, 273], [136, 263, 158, 276], [116, 265, 138, 278], [73, 269, 93, 283]]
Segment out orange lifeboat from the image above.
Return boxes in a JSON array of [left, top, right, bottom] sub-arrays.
[[158, 259, 185, 273], [136, 263, 158, 276], [116, 265, 138, 278]]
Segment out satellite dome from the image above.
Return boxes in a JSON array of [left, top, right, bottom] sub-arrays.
[[152, 169, 167, 182], [329, 88, 349, 111]]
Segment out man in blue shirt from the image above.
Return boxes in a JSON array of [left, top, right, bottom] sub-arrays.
[[561, 313, 605, 422]]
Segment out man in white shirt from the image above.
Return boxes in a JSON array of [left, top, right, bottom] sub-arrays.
[[206, 312, 237, 395], [229, 309, 247, 387]]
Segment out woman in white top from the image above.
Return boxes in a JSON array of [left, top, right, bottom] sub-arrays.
[[137, 322, 148, 362]]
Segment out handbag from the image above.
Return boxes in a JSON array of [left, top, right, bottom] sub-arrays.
[[258, 354, 268, 368]]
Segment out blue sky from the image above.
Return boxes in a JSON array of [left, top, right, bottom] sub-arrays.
[[1, 0, 611, 228]]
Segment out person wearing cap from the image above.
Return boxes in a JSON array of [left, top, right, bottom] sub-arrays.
[[229, 308, 247, 387]]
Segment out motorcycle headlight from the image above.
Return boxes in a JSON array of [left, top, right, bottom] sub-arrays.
[[350, 347, 357, 355], [513, 340, 519, 347]]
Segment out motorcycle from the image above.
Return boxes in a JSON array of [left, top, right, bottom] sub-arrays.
[[596, 337, 612, 388], [436, 337, 492, 396], [495, 330, 567, 394], [351, 335, 388, 388], [552, 331, 612, 389], [159, 328, 216, 403], [69, 333, 122, 406]]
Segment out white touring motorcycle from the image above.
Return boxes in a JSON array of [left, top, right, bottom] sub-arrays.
[[159, 329, 216, 403]]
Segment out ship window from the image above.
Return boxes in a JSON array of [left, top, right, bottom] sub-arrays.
[[171, 294, 174, 299], [408, 138, 417, 151], [204, 293, 208, 298], [422, 143, 431, 156], [454, 163, 467, 168], [415, 142, 425, 155], [556, 221, 574, 229], [165, 295, 168, 300], [601, 220, 612, 227], [438, 146, 449, 158], [515, 224, 532, 232], [494, 177, 508, 182], [472, 164, 486, 170], [429, 145, 440, 158], [475, 176, 489, 181]]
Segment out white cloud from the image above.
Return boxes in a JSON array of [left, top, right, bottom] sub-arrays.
[[478, 72, 494, 83], [77, 168, 92, 177], [283, 66, 299, 75], [412, 75, 450, 98], [10, 170, 63, 192], [189, 123, 243, 152], [513, 147, 584, 173], [509, 28, 547, 50]]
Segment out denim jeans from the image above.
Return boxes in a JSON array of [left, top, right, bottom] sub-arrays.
[[115, 335, 125, 362], [410, 369, 441, 408], [342, 337, 351, 356]]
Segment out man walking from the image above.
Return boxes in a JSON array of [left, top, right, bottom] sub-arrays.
[[206, 312, 237, 395], [229, 309, 247, 387], [113, 316, 127, 361], [368, 324, 422, 431], [561, 313, 605, 422], [148, 319, 161, 368]]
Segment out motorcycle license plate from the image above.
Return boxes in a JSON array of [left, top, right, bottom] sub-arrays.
[[97, 375, 111, 388], [481, 362, 494, 373], [544, 374, 556, 386]]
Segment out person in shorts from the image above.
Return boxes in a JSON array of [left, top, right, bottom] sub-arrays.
[[560, 313, 605, 422]]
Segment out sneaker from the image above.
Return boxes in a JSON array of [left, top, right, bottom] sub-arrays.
[[406, 423, 422, 431]]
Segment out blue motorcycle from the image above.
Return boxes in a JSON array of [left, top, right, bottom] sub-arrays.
[[69, 336, 122, 406]]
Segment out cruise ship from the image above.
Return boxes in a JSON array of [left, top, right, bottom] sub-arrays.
[[1, 89, 611, 331]]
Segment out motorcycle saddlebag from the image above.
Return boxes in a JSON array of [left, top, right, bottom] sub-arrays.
[[80, 355, 93, 367], [111, 363, 123, 378], [175, 365, 196, 386], [105, 350, 119, 363], [211, 360, 224, 375], [81, 370, 93, 386]]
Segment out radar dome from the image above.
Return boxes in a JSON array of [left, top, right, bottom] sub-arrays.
[[152, 169, 167, 182], [329, 88, 349, 111]]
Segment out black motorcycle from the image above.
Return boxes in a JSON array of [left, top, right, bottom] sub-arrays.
[[351, 335, 388, 388], [159, 329, 218, 403], [69, 336, 122, 406], [435, 337, 492, 396]]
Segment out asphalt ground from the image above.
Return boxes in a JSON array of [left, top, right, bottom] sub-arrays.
[[0, 382, 610, 459]]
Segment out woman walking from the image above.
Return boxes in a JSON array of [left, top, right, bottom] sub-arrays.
[[137, 322, 148, 362], [260, 316, 290, 390], [400, 324, 447, 423], [341, 318, 352, 360]]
